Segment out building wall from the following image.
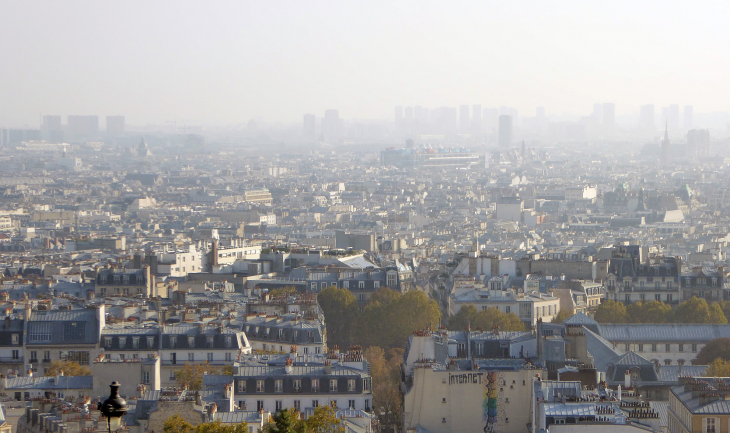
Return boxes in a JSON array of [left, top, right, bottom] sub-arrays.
[[402, 367, 538, 433]]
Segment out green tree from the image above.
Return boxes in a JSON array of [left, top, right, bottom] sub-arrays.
[[551, 309, 573, 324], [164, 415, 193, 433], [448, 304, 479, 330], [710, 303, 729, 324], [594, 300, 628, 323], [45, 360, 91, 377], [175, 362, 219, 391], [164, 416, 249, 433], [304, 405, 345, 433], [706, 358, 730, 377], [263, 408, 305, 433], [269, 286, 298, 297], [626, 301, 672, 323], [693, 338, 730, 365], [318, 286, 359, 349], [355, 289, 441, 349], [674, 297, 713, 323]]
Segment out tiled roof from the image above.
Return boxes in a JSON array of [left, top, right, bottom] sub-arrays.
[[599, 324, 730, 342]]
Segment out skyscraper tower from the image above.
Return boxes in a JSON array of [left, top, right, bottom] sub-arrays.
[[498, 115, 513, 148], [661, 122, 671, 164]]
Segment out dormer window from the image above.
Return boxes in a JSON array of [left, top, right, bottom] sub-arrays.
[[188, 336, 195, 347]]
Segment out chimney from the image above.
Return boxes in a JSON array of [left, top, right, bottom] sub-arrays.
[[24, 302, 32, 320]]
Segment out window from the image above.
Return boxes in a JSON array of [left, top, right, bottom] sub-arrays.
[[188, 353, 194, 362], [293, 400, 301, 412], [330, 400, 337, 408], [638, 344, 643, 352], [679, 344, 684, 352], [30, 351, 37, 362], [147, 337, 154, 347], [207, 353, 213, 361], [132, 338, 140, 349], [43, 351, 50, 362], [365, 400, 370, 411], [119, 337, 127, 348], [226, 336, 232, 348], [238, 380, 246, 393], [665, 344, 671, 352], [640, 294, 646, 301], [343, 281, 349, 289], [655, 294, 660, 301], [170, 336, 177, 347], [348, 379, 356, 392], [374, 281, 380, 289], [625, 294, 631, 303], [703, 417, 717, 433], [257, 380, 265, 392], [330, 379, 338, 391], [225, 353, 232, 362], [275, 400, 283, 411], [293, 379, 301, 392], [170, 370, 177, 380], [12, 350, 19, 360], [624, 344, 630, 352], [693, 344, 698, 352], [188, 336, 195, 347], [358, 281, 365, 289], [119, 354, 125, 360], [207, 336, 214, 348], [312, 400, 319, 408], [12, 334, 19, 345], [349, 400, 355, 409], [275, 380, 283, 392], [651, 344, 657, 352], [312, 379, 319, 392], [133, 354, 139, 360], [257, 401, 264, 411], [105, 337, 112, 347], [143, 371, 150, 384]]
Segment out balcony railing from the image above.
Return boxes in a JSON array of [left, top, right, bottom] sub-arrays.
[[0, 356, 24, 363]]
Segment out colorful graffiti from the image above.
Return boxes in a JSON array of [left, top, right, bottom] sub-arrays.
[[483, 371, 498, 432]]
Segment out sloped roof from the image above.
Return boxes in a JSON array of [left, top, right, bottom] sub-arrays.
[[563, 312, 597, 326], [598, 324, 730, 342]]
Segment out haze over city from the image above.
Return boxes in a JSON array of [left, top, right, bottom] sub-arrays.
[[5, 3, 730, 433], [2, 1, 730, 127]]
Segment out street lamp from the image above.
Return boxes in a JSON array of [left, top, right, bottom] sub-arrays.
[[98, 381, 128, 433]]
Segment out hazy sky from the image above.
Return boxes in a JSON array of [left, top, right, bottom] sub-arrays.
[[1, 1, 729, 127]]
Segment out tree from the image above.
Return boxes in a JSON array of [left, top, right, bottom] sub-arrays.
[[164, 416, 248, 433], [175, 362, 219, 391], [304, 405, 345, 433], [45, 360, 91, 377], [222, 365, 236, 375], [269, 286, 298, 297], [355, 289, 441, 349], [594, 300, 628, 323], [706, 358, 730, 377], [318, 286, 359, 349], [363, 346, 403, 430], [551, 309, 573, 324], [674, 297, 714, 323], [164, 415, 193, 433], [626, 301, 672, 323], [693, 338, 730, 365], [710, 303, 728, 324], [263, 408, 305, 433]]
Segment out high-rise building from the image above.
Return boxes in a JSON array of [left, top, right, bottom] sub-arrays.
[[394, 106, 403, 126], [592, 103, 603, 124], [459, 105, 470, 132], [303, 114, 316, 139], [483, 107, 498, 133], [663, 104, 680, 131], [498, 115, 513, 148], [321, 109, 343, 141], [687, 128, 710, 157], [41, 115, 63, 141], [684, 105, 694, 130], [67, 115, 99, 139], [602, 103, 615, 126], [405, 106, 413, 121], [106, 115, 125, 136], [639, 105, 655, 133], [472, 104, 482, 132]]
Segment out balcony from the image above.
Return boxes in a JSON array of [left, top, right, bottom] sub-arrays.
[[0, 356, 24, 364]]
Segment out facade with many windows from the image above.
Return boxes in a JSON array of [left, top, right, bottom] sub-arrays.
[[668, 377, 730, 433]]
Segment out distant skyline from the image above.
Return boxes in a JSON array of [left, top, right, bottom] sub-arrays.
[[1, 1, 729, 127]]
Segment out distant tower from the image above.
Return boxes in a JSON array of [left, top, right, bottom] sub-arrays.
[[498, 115, 513, 148], [137, 136, 151, 158], [661, 122, 670, 164]]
